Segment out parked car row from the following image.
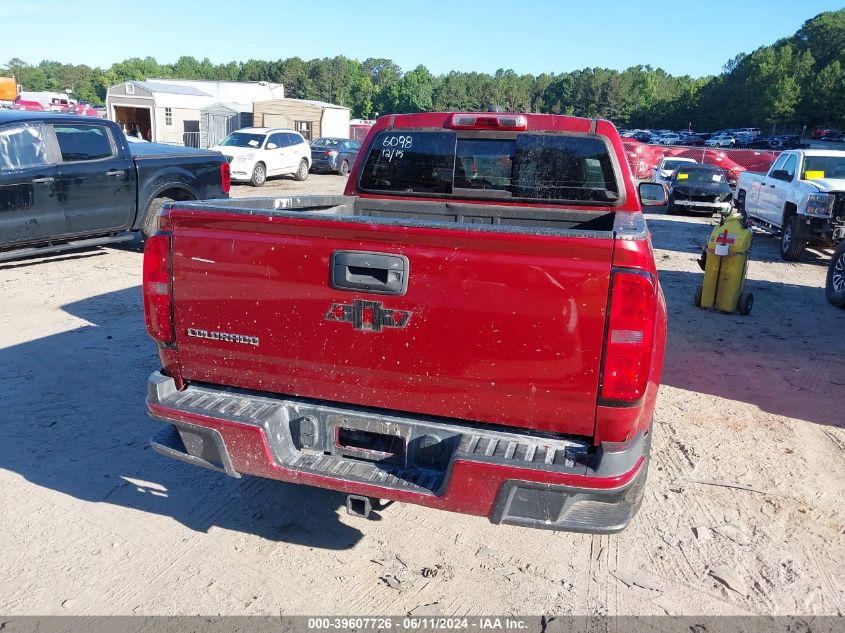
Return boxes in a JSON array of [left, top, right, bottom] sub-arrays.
[[621, 127, 764, 147], [812, 127, 842, 140], [812, 128, 845, 142], [739, 134, 804, 150], [619, 127, 813, 150]]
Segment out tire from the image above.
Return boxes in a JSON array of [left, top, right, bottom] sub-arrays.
[[339, 160, 350, 176], [736, 190, 747, 218], [694, 285, 703, 307], [141, 196, 174, 240], [825, 241, 845, 308], [294, 159, 309, 181], [738, 292, 753, 315], [250, 162, 267, 187], [780, 214, 806, 261]]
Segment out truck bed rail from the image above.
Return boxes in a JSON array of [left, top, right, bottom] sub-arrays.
[[172, 195, 624, 237]]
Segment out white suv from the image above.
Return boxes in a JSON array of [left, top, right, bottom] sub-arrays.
[[658, 133, 682, 145], [705, 133, 736, 148], [212, 128, 311, 186]]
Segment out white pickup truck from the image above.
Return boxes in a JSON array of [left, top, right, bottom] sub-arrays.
[[735, 149, 845, 260]]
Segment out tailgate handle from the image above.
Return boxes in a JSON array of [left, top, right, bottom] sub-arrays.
[[331, 251, 409, 295]]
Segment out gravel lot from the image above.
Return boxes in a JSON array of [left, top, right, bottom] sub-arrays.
[[0, 173, 843, 616]]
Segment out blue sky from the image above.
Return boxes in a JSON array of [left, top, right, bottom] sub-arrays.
[[3, 0, 843, 77]]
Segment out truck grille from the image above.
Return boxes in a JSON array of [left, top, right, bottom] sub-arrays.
[[674, 190, 719, 203]]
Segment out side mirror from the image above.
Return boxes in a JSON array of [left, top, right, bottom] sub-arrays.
[[770, 169, 790, 182], [266, 143, 278, 150], [638, 182, 666, 207]]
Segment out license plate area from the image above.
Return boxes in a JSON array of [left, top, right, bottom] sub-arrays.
[[336, 426, 406, 462], [326, 414, 409, 467]]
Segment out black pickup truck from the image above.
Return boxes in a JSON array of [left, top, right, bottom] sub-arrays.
[[0, 111, 229, 261]]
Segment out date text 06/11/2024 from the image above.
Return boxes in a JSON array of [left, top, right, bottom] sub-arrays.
[[306, 617, 529, 630]]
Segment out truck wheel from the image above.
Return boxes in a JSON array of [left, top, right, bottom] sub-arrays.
[[250, 162, 267, 187], [826, 241, 845, 308], [736, 190, 747, 218], [694, 284, 703, 307], [339, 160, 350, 176], [142, 196, 174, 240], [738, 292, 753, 315], [294, 159, 309, 181], [780, 214, 806, 261]]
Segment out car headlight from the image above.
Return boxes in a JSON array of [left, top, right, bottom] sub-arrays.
[[234, 153, 254, 163], [806, 193, 835, 217]]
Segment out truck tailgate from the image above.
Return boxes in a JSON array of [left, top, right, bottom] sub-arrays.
[[170, 211, 614, 437]]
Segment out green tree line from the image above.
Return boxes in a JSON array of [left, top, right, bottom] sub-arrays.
[[4, 9, 844, 131]]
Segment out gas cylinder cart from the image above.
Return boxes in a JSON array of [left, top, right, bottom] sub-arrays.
[[695, 209, 754, 315]]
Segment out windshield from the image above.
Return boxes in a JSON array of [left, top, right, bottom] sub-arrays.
[[802, 156, 845, 179], [662, 160, 695, 171], [217, 132, 266, 148], [674, 169, 725, 183], [358, 131, 619, 204], [311, 138, 339, 147]]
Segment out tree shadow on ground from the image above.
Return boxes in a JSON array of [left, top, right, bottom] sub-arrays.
[[658, 267, 845, 428], [0, 286, 363, 550]]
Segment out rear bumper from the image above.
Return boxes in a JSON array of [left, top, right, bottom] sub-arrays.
[[310, 157, 338, 172], [147, 372, 650, 533]]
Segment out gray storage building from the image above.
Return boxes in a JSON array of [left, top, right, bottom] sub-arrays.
[[200, 102, 254, 149]]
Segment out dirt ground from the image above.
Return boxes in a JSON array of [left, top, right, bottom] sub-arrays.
[[0, 172, 843, 617]]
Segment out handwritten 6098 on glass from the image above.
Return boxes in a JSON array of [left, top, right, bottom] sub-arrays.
[[381, 134, 414, 162]]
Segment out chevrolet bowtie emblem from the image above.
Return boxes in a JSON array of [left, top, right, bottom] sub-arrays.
[[325, 299, 411, 332]]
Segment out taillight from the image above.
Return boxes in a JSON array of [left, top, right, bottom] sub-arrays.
[[143, 233, 174, 345], [220, 162, 230, 193], [449, 113, 528, 130], [600, 270, 656, 403]]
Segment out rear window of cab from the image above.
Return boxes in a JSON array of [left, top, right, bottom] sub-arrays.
[[358, 131, 620, 205]]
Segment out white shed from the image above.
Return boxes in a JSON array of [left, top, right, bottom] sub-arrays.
[[106, 81, 215, 145]]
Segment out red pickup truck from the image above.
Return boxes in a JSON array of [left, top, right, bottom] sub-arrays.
[[144, 112, 668, 533]]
